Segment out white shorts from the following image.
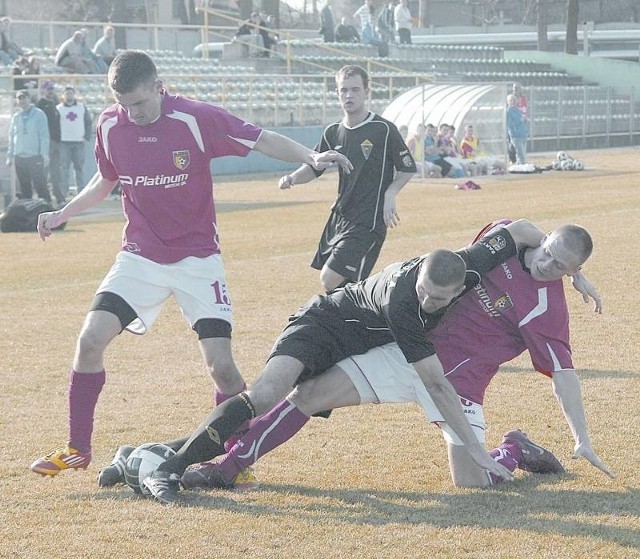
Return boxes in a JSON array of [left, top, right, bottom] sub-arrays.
[[337, 343, 485, 445], [96, 251, 233, 335]]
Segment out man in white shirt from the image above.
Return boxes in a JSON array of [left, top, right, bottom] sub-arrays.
[[394, 0, 413, 44]]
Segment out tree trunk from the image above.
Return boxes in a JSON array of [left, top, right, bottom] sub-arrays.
[[565, 0, 579, 55], [537, 0, 548, 51]]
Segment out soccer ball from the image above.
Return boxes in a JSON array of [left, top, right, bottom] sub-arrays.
[[560, 159, 574, 171], [556, 151, 570, 161], [124, 443, 176, 494], [573, 159, 585, 170]]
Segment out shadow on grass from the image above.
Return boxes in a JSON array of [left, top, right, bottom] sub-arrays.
[[86, 477, 639, 549]]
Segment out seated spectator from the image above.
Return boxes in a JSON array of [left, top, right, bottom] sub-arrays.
[[0, 17, 23, 65], [406, 123, 442, 178], [398, 124, 408, 142], [424, 123, 451, 177], [55, 31, 94, 73], [92, 25, 116, 67], [335, 17, 360, 43], [234, 12, 266, 57], [437, 124, 466, 178], [459, 124, 505, 175], [80, 28, 108, 73]]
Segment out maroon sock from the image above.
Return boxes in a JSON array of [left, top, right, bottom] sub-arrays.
[[215, 384, 248, 452], [68, 369, 105, 453], [488, 441, 521, 485], [218, 399, 310, 483]]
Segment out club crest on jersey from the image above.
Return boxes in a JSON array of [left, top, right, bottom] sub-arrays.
[[360, 139, 373, 160], [494, 293, 513, 311], [173, 150, 190, 170], [482, 234, 507, 254]]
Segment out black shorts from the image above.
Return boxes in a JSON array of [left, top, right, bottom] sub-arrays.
[[269, 293, 393, 383], [311, 213, 384, 283]]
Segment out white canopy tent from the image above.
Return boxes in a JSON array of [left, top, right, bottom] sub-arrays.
[[382, 83, 508, 156]]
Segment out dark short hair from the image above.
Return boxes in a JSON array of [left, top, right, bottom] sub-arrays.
[[336, 65, 369, 90], [15, 89, 29, 99], [108, 50, 158, 94], [421, 249, 466, 287]]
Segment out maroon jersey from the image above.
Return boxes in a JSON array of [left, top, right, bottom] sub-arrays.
[[429, 220, 573, 404], [95, 91, 262, 263]]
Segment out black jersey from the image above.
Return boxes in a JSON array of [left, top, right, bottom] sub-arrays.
[[315, 112, 416, 234], [331, 227, 517, 364]]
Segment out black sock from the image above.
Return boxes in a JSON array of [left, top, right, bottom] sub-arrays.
[[157, 393, 256, 476]]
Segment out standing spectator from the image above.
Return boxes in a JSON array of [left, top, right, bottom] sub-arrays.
[[319, 1, 335, 43], [354, 0, 375, 42], [6, 89, 50, 202], [398, 123, 408, 141], [36, 81, 65, 207], [377, 1, 396, 44], [30, 50, 350, 480], [512, 82, 528, 117], [394, 0, 413, 44], [57, 86, 92, 196], [55, 31, 93, 74], [507, 94, 528, 164], [335, 16, 360, 44], [93, 25, 117, 67], [278, 65, 416, 292], [0, 16, 23, 64]]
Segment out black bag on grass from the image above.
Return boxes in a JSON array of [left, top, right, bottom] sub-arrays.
[[0, 199, 65, 233]]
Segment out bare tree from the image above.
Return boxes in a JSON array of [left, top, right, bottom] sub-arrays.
[[565, 0, 579, 54]]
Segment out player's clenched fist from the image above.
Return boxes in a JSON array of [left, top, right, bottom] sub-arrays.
[[37, 211, 67, 240]]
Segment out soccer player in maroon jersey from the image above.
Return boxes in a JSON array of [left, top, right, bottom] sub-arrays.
[[31, 50, 352, 479]]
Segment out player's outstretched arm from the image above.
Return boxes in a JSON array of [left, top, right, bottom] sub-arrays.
[[255, 130, 352, 173], [278, 164, 318, 190], [413, 355, 513, 482], [37, 172, 118, 240], [570, 271, 603, 313], [551, 370, 615, 478]]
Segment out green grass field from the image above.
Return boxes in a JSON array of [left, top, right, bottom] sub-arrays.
[[1, 148, 639, 558]]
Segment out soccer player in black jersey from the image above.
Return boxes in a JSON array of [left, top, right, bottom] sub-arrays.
[[142, 220, 550, 503], [278, 65, 417, 293]]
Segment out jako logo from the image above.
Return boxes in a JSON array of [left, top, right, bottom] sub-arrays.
[[138, 137, 158, 142]]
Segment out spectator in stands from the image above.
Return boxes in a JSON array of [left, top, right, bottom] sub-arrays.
[[80, 28, 108, 73], [36, 81, 65, 207], [377, 1, 396, 44], [354, 0, 375, 42], [6, 89, 50, 202], [459, 124, 505, 175], [13, 55, 40, 93], [0, 17, 23, 65], [335, 16, 360, 44], [319, 1, 335, 43], [507, 94, 528, 164], [93, 25, 116, 67], [55, 31, 94, 74], [57, 86, 92, 196], [235, 12, 269, 57], [424, 123, 450, 177], [407, 122, 441, 178], [437, 124, 465, 178], [394, 0, 413, 44]]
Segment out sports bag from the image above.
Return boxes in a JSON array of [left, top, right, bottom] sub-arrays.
[[0, 198, 65, 232]]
